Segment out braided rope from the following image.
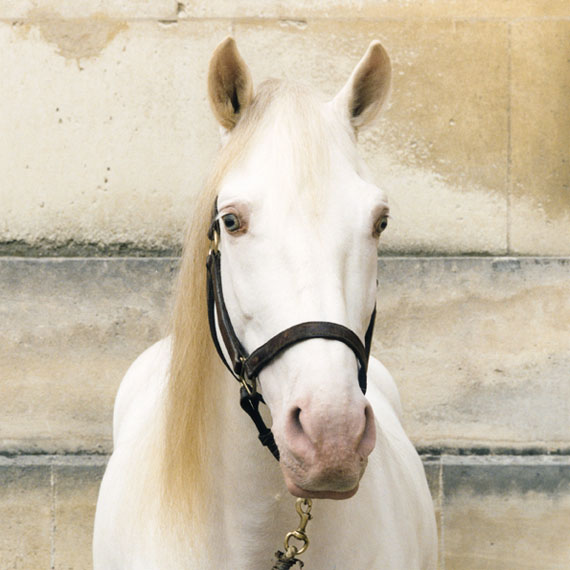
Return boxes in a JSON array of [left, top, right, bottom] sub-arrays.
[[272, 551, 305, 569]]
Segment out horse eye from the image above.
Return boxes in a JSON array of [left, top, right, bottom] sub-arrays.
[[374, 216, 389, 237], [221, 213, 241, 233]]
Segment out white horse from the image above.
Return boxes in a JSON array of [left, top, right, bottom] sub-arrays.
[[93, 37, 437, 569]]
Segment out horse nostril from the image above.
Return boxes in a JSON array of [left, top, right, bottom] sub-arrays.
[[356, 403, 376, 458], [284, 405, 318, 463], [290, 407, 304, 436]]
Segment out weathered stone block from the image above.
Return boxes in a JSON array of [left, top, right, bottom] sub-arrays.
[[423, 458, 444, 562], [510, 21, 570, 255], [0, 258, 177, 454], [443, 456, 570, 569], [2, 12, 568, 256], [234, 19, 510, 254], [0, 456, 107, 570], [0, 19, 229, 250], [374, 257, 570, 451], [2, 257, 567, 456], [1, 6, 568, 257], [2, 455, 568, 569], [53, 457, 107, 570], [0, 457, 52, 569]]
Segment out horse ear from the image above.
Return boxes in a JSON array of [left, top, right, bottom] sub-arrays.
[[208, 37, 254, 131], [333, 40, 391, 130]]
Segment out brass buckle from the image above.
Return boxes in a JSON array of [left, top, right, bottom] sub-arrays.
[[209, 228, 220, 254], [238, 357, 256, 396]]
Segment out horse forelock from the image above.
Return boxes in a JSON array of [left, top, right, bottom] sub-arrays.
[[161, 78, 344, 533], [216, 79, 340, 210], [247, 80, 342, 211]]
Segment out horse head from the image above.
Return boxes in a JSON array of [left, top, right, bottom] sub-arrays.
[[207, 37, 391, 500]]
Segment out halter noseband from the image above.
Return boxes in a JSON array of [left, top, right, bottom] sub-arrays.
[[206, 200, 376, 461]]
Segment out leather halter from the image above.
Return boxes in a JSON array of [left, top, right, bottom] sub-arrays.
[[206, 200, 376, 461]]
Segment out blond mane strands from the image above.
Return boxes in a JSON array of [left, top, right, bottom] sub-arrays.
[[160, 82, 281, 532]]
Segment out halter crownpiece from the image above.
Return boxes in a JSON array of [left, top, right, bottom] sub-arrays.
[[206, 199, 377, 461]]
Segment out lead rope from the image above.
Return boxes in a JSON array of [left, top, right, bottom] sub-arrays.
[[272, 499, 313, 569]]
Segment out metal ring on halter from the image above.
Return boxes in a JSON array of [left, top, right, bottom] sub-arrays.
[[210, 229, 220, 254], [234, 356, 257, 396], [239, 360, 256, 396]]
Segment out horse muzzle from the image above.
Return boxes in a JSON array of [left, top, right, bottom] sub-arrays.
[[277, 399, 376, 500]]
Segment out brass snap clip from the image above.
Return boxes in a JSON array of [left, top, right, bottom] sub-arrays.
[[283, 498, 313, 558]]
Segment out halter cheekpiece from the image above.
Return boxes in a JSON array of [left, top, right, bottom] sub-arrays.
[[206, 199, 376, 461]]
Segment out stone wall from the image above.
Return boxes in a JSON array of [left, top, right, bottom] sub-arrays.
[[1, 1, 568, 568], [2, 1, 568, 256]]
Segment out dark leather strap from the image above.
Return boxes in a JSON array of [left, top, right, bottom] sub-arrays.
[[245, 321, 369, 393], [207, 246, 374, 392], [207, 249, 248, 377], [240, 387, 280, 460]]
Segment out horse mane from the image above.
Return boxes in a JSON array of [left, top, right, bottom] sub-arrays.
[[157, 78, 339, 533], [157, 80, 282, 527]]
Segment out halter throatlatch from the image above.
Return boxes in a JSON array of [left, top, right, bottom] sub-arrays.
[[206, 199, 377, 461]]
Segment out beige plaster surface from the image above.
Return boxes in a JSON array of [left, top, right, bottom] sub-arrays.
[[510, 20, 570, 255], [0, 259, 175, 454], [0, 19, 227, 250], [0, 456, 106, 570], [444, 460, 570, 569], [175, 0, 570, 20], [446, 495, 570, 569], [0, 461, 52, 569], [375, 258, 570, 451], [1, 5, 568, 255], [53, 460, 106, 570]]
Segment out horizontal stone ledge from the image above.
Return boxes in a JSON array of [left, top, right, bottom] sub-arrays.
[[1, 453, 568, 499], [2, 446, 569, 460], [0, 239, 182, 258], [417, 445, 570, 457], [1, 253, 569, 262], [0, 453, 108, 468], [2, 452, 569, 464], [3, 238, 570, 258]]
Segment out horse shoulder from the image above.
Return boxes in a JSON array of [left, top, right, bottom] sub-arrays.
[[94, 338, 176, 569], [112, 337, 172, 447], [366, 356, 403, 421], [362, 358, 438, 569]]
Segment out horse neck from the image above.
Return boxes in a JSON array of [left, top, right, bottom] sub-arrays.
[[192, 363, 293, 562], [212, 362, 285, 491]]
